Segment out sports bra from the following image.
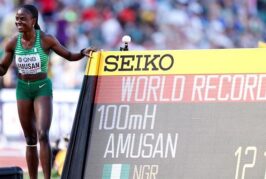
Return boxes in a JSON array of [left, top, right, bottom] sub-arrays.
[[14, 30, 49, 74]]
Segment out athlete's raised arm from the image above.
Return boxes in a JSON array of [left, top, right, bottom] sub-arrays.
[[42, 32, 96, 61]]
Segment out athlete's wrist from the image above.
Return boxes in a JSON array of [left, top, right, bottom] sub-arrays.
[[80, 48, 86, 57]]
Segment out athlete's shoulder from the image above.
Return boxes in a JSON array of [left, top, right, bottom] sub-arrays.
[[40, 31, 55, 40], [39, 30, 57, 45], [6, 33, 19, 51]]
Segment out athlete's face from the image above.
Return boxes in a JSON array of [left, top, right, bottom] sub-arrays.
[[15, 8, 36, 32]]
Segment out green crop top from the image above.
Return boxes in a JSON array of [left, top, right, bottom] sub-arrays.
[[14, 30, 49, 74]]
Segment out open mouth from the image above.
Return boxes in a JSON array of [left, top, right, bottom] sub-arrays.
[[16, 24, 24, 31]]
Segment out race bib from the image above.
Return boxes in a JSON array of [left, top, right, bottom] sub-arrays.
[[15, 54, 42, 74]]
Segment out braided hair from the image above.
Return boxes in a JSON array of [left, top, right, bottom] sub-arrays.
[[20, 4, 41, 30]]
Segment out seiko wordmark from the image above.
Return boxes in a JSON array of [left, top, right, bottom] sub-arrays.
[[104, 54, 175, 72]]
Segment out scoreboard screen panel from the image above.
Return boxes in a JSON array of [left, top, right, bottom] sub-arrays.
[[83, 49, 266, 179]]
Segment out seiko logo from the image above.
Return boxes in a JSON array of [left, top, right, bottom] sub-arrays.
[[104, 54, 174, 72]]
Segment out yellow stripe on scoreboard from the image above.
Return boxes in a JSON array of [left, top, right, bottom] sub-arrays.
[[85, 48, 266, 76], [85, 52, 101, 76]]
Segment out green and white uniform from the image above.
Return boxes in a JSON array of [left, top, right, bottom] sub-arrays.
[[14, 30, 52, 100], [15, 30, 49, 74]]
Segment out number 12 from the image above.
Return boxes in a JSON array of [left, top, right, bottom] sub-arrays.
[[235, 146, 257, 179]]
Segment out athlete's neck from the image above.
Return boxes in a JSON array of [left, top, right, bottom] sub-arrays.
[[22, 29, 36, 41]]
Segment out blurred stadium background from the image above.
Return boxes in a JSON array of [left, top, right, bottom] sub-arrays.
[[0, 0, 266, 177]]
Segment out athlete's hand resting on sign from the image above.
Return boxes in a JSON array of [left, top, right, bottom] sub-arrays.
[[80, 47, 97, 57]]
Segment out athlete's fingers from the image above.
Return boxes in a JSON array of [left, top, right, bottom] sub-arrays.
[[82, 47, 97, 57]]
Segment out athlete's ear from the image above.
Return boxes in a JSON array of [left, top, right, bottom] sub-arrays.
[[32, 18, 37, 28]]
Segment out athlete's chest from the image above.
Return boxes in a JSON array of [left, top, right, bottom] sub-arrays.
[[15, 52, 42, 74]]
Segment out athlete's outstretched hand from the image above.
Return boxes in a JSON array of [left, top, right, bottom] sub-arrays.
[[81, 47, 97, 57]]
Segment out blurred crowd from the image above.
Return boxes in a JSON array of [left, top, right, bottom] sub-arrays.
[[0, 0, 266, 88]]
